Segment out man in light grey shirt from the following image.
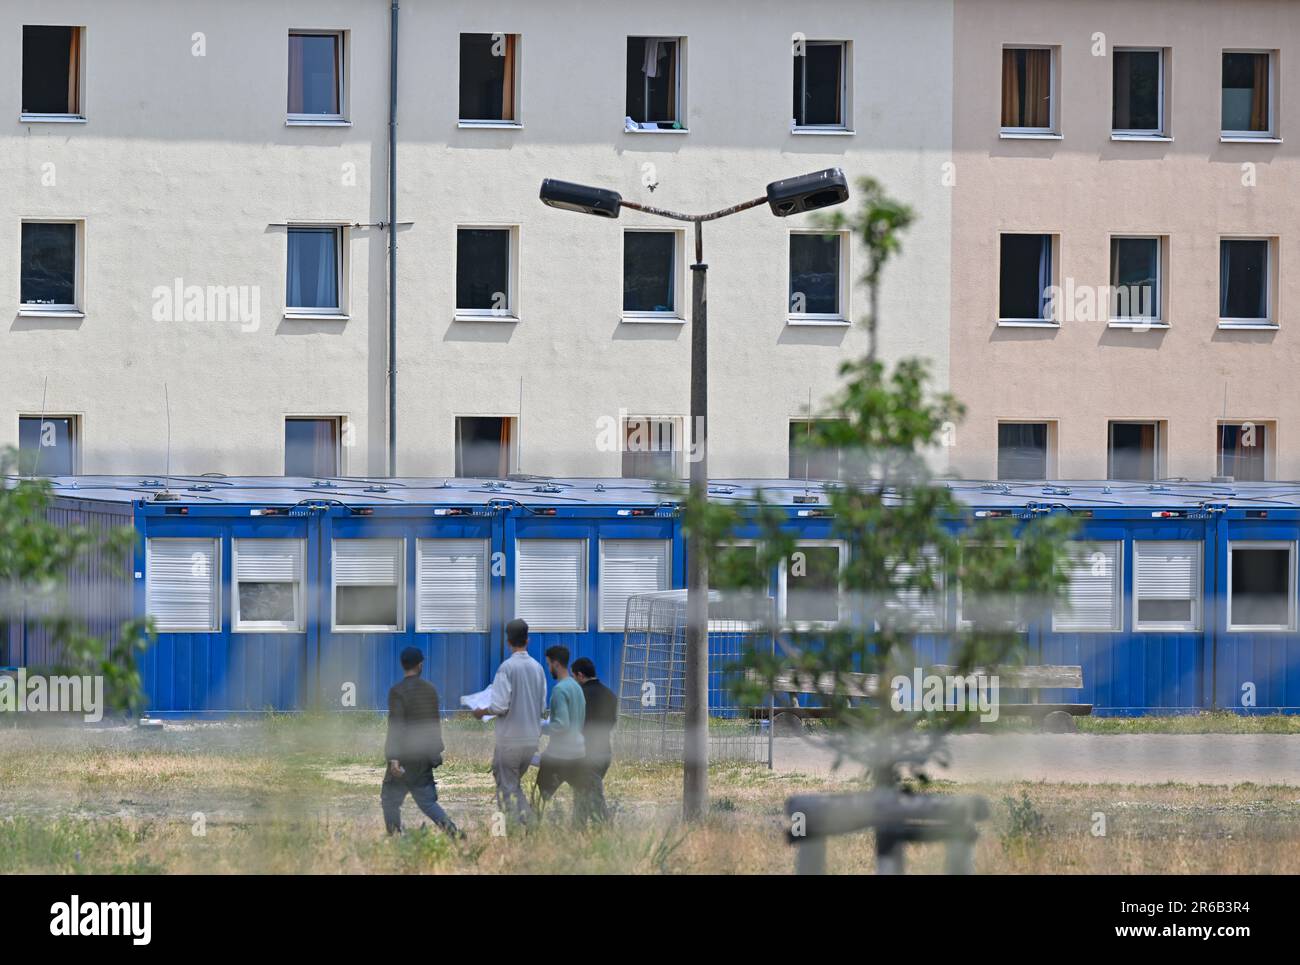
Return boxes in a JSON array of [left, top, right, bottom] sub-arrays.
[[473, 618, 547, 825]]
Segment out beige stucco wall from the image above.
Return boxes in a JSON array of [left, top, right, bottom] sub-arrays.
[[949, 0, 1300, 481], [0, 0, 954, 478]]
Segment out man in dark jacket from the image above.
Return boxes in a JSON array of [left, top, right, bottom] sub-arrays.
[[381, 647, 461, 836], [571, 657, 617, 821]]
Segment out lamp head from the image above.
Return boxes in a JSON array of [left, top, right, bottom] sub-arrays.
[[765, 167, 849, 217]]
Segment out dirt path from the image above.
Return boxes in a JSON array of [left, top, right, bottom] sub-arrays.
[[773, 734, 1300, 786]]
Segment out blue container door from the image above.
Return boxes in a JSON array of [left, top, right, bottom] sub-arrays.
[[1212, 514, 1300, 713], [501, 510, 680, 700]]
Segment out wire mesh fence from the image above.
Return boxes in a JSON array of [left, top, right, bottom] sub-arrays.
[[616, 589, 775, 766]]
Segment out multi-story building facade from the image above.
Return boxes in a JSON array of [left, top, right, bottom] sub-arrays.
[[0, 0, 953, 479]]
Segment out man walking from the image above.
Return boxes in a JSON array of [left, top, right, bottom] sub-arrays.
[[382, 647, 461, 837], [571, 657, 617, 822], [473, 618, 547, 826], [535, 645, 594, 826]]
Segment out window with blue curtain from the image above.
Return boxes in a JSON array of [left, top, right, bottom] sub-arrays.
[[286, 227, 340, 311]]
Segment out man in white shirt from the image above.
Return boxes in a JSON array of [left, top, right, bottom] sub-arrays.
[[473, 618, 547, 826]]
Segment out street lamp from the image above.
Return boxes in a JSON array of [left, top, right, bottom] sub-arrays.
[[540, 168, 849, 820]]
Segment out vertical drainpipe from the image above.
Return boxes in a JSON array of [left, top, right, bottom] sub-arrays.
[[387, 0, 400, 476]]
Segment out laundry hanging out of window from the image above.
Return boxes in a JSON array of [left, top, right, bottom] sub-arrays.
[[626, 37, 680, 129]]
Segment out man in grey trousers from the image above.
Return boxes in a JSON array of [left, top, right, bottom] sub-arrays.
[[473, 618, 547, 826]]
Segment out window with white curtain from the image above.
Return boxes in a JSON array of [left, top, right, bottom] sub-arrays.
[[515, 539, 586, 631], [287, 226, 342, 313], [417, 539, 489, 632], [333, 538, 404, 631], [147, 538, 220, 632], [233, 539, 305, 632], [1053, 541, 1122, 632], [599, 540, 670, 631], [1134, 541, 1201, 631]]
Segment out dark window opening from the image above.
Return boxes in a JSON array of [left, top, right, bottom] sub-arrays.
[[1109, 421, 1159, 481], [786, 546, 841, 625], [21, 222, 76, 307], [1001, 48, 1051, 129], [1113, 49, 1160, 131], [1222, 51, 1270, 133], [336, 585, 398, 628], [459, 33, 516, 121], [1137, 597, 1192, 624], [1110, 237, 1159, 319], [456, 228, 511, 312], [456, 417, 513, 477], [793, 41, 844, 127], [997, 423, 1048, 480], [18, 416, 76, 475], [22, 25, 80, 115], [623, 231, 675, 313], [626, 37, 679, 126], [1218, 423, 1267, 481], [285, 418, 339, 477], [999, 234, 1052, 320], [1220, 239, 1269, 320], [1230, 546, 1291, 628], [789, 234, 840, 315]]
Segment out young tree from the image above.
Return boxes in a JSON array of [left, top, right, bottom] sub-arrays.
[[1, 448, 152, 714]]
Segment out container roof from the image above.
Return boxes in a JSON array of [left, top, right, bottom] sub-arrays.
[[11, 475, 1300, 510]]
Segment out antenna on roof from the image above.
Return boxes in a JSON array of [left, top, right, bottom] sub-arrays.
[[517, 376, 524, 476], [155, 383, 178, 501], [29, 375, 49, 479]]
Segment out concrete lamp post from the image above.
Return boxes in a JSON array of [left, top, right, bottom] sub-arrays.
[[539, 168, 850, 820]]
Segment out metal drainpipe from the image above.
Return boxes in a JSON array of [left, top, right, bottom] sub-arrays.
[[387, 0, 400, 476]]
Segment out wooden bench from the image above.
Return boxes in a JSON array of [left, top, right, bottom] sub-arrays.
[[750, 665, 1091, 732]]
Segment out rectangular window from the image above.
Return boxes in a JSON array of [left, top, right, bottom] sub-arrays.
[[1222, 51, 1272, 136], [788, 419, 850, 481], [1112, 48, 1163, 134], [416, 539, 489, 632], [793, 40, 847, 129], [882, 551, 945, 632], [1053, 541, 1122, 632], [1110, 237, 1161, 321], [288, 31, 344, 120], [1108, 421, 1161, 481], [456, 227, 515, 317], [455, 416, 515, 477], [626, 37, 682, 129], [233, 539, 305, 632], [1001, 47, 1053, 132], [999, 234, 1053, 322], [782, 542, 844, 627], [1219, 239, 1271, 323], [789, 233, 844, 319], [459, 33, 518, 123], [21, 222, 78, 310], [516, 539, 587, 631], [286, 227, 342, 313], [623, 230, 677, 316], [18, 415, 78, 475], [997, 422, 1050, 480], [1134, 540, 1201, 631], [22, 25, 82, 118], [333, 538, 404, 632], [1217, 422, 1269, 481], [599, 540, 671, 631], [622, 417, 678, 479], [146, 538, 220, 633], [1228, 541, 1295, 631], [959, 541, 1023, 631], [284, 417, 340, 477]]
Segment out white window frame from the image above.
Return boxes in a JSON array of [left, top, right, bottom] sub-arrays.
[[1000, 45, 1059, 138], [1108, 235, 1165, 326], [20, 24, 86, 123], [620, 415, 682, 478], [454, 224, 520, 321], [17, 413, 81, 474], [1111, 47, 1167, 138], [997, 232, 1057, 326], [787, 229, 850, 325], [331, 537, 406, 633], [598, 539, 671, 631], [1133, 540, 1202, 633], [778, 539, 847, 630], [1217, 236, 1276, 329], [792, 39, 852, 134], [514, 538, 588, 632], [881, 549, 947, 633], [283, 415, 345, 477], [287, 29, 348, 126], [621, 227, 685, 322], [146, 537, 221, 633], [18, 218, 84, 316], [457, 32, 522, 128], [1220, 48, 1276, 141], [1227, 540, 1296, 632], [416, 538, 490, 632], [957, 541, 1026, 631], [996, 420, 1057, 480], [233, 538, 306, 633], [454, 414, 518, 477], [624, 36, 687, 133], [284, 224, 347, 319], [1216, 420, 1273, 481], [1107, 420, 1164, 480], [1052, 541, 1123, 633]]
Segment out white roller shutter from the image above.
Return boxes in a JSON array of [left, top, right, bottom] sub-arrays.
[[1053, 542, 1121, 632], [885, 552, 944, 630], [417, 539, 489, 632], [515, 539, 586, 630], [1134, 540, 1201, 630], [599, 540, 670, 630], [334, 538, 402, 585], [147, 538, 220, 632], [234, 539, 304, 582]]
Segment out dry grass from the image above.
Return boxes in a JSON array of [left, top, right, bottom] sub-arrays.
[[1, 717, 1298, 874]]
